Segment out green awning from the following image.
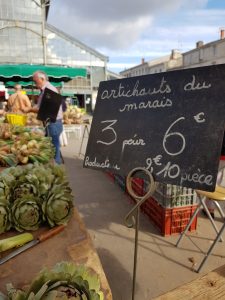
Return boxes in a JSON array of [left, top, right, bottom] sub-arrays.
[[5, 81, 63, 88], [8, 90, 40, 95], [61, 91, 75, 97], [0, 64, 87, 82]]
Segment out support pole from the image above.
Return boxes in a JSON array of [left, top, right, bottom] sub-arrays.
[[125, 168, 156, 300], [79, 122, 90, 157]]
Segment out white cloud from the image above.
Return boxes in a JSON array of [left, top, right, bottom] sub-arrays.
[[48, 0, 210, 51], [48, 0, 225, 72]]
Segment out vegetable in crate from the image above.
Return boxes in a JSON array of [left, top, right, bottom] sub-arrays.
[[6, 262, 104, 300]]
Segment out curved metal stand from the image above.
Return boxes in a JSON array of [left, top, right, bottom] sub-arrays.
[[79, 123, 90, 157], [125, 167, 156, 300]]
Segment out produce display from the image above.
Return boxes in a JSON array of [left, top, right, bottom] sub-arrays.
[[63, 105, 85, 125], [0, 124, 54, 166], [3, 262, 104, 300], [0, 163, 73, 234], [0, 106, 102, 299], [26, 113, 42, 126]]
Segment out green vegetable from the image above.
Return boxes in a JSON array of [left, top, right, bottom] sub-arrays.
[[0, 163, 73, 234], [6, 262, 104, 300], [42, 186, 73, 227], [0, 199, 11, 234], [11, 195, 42, 232], [0, 233, 33, 252], [0, 125, 55, 167]]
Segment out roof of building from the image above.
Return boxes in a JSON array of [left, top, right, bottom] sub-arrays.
[[120, 54, 171, 74], [46, 23, 108, 62], [147, 55, 171, 66], [107, 69, 123, 79], [183, 38, 225, 55]]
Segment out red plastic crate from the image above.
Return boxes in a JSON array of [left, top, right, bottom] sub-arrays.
[[105, 171, 115, 182], [141, 197, 198, 236], [105, 174, 198, 236], [128, 177, 145, 196]]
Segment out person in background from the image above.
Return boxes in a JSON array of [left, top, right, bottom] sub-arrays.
[[23, 71, 63, 164], [7, 84, 31, 113]]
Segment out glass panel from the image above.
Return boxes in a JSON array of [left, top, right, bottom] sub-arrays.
[[0, 26, 43, 64], [0, 0, 42, 22], [46, 29, 105, 68]]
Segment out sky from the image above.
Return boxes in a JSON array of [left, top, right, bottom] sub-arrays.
[[48, 0, 225, 73]]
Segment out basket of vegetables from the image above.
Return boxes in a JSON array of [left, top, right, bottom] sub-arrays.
[[6, 114, 27, 126]]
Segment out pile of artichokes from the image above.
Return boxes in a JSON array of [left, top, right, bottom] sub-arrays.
[[2, 262, 104, 300], [0, 163, 73, 234]]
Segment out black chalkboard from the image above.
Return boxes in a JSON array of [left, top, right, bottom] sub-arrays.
[[84, 64, 225, 191], [37, 88, 62, 122]]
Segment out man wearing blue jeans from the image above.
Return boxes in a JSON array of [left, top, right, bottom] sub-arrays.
[[23, 71, 63, 164]]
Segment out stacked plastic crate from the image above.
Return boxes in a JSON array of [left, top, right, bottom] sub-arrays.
[[105, 172, 198, 236], [142, 182, 198, 236]]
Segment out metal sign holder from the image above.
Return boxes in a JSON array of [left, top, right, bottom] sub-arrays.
[[125, 167, 156, 300], [79, 121, 90, 157]]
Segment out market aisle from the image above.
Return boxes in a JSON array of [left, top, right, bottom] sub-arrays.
[[62, 131, 225, 300]]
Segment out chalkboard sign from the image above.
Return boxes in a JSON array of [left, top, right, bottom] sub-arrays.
[[37, 88, 62, 122], [84, 64, 225, 191]]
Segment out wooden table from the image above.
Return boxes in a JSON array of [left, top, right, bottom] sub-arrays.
[[0, 208, 112, 299], [153, 264, 225, 300]]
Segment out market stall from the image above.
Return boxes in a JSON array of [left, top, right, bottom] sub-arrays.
[[0, 121, 111, 299], [0, 208, 112, 300]]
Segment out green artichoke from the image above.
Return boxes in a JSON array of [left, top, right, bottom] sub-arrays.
[[42, 186, 73, 227], [0, 163, 73, 232], [0, 173, 15, 202], [11, 195, 42, 232], [7, 262, 104, 300], [0, 199, 11, 234]]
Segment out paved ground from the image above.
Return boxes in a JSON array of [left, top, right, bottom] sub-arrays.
[[62, 126, 225, 300]]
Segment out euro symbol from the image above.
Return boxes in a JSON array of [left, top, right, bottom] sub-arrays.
[[194, 112, 205, 123], [153, 155, 162, 166]]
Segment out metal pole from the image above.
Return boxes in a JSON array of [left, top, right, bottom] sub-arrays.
[[125, 168, 156, 300], [132, 206, 140, 300], [41, 1, 47, 64], [79, 123, 90, 157]]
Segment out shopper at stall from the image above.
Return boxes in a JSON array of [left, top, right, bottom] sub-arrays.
[[7, 84, 31, 113], [23, 71, 63, 164]]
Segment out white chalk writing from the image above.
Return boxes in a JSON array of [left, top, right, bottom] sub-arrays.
[[122, 134, 146, 152], [153, 155, 162, 166], [101, 77, 171, 100], [180, 169, 213, 186], [194, 112, 206, 123], [184, 75, 211, 91], [84, 156, 120, 170], [97, 120, 117, 146], [163, 117, 186, 156], [156, 162, 180, 179], [146, 156, 180, 179], [119, 97, 172, 113]]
